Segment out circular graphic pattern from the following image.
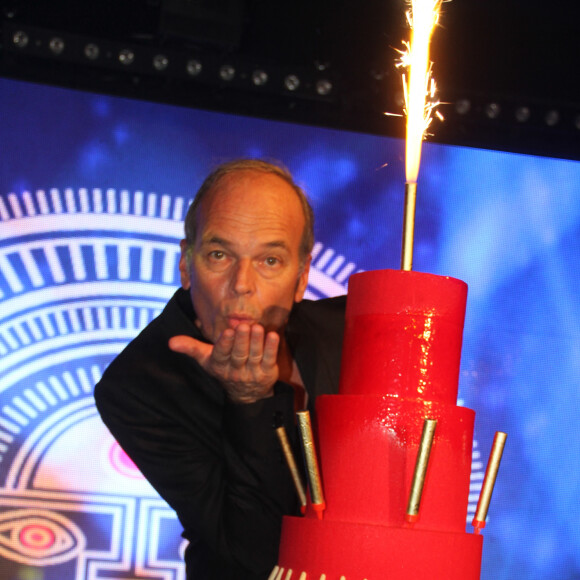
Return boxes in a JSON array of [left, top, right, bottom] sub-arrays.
[[19, 524, 56, 550], [0, 186, 354, 580]]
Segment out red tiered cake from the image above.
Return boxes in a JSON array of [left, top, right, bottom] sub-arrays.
[[275, 269, 482, 580]]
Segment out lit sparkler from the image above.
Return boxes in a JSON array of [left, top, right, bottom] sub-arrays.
[[397, 0, 443, 270]]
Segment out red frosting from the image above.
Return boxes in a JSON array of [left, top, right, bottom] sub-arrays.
[[315, 396, 474, 530], [339, 270, 467, 403], [275, 270, 482, 580], [278, 518, 482, 579]]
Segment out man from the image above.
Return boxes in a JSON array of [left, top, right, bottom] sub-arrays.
[[94, 159, 345, 579]]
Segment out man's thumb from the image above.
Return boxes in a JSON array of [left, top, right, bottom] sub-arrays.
[[168, 335, 212, 366]]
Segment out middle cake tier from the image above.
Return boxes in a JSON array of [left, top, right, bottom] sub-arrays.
[[313, 394, 475, 532]]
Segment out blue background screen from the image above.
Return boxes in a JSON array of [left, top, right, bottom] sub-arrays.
[[1, 77, 579, 579]]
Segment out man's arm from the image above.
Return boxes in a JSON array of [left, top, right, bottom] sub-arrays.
[[94, 324, 298, 577]]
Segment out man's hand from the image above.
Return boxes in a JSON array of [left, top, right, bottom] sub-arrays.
[[168, 324, 280, 404]]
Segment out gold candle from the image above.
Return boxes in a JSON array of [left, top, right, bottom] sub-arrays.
[[296, 410, 326, 519], [472, 431, 507, 533], [275, 426, 308, 513], [401, 181, 417, 271], [406, 418, 437, 522]]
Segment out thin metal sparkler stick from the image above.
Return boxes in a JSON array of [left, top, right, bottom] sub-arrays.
[[296, 410, 326, 519], [275, 426, 308, 513], [406, 418, 437, 522], [472, 431, 507, 533], [401, 182, 418, 270]]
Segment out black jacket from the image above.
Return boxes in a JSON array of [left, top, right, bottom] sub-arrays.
[[94, 288, 345, 579]]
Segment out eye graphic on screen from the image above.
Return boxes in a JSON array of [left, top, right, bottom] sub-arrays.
[[0, 186, 368, 579], [0, 509, 85, 565]]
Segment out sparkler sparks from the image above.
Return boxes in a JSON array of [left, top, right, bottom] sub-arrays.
[[398, 0, 443, 184], [397, 0, 444, 270]]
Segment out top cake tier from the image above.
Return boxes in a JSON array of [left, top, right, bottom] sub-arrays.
[[339, 269, 467, 404]]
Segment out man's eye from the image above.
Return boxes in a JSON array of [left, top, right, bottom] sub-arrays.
[[209, 251, 225, 260], [265, 257, 280, 266]]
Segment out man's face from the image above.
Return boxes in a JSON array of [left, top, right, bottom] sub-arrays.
[[179, 170, 311, 343]]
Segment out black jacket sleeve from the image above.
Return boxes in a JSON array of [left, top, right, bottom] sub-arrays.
[[94, 290, 300, 579]]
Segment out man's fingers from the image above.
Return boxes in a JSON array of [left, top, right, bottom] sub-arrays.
[[170, 325, 280, 402], [247, 325, 266, 365], [229, 324, 252, 368], [261, 331, 280, 369], [211, 328, 235, 364]]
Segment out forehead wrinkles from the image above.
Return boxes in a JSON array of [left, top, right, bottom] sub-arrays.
[[205, 199, 291, 226], [198, 172, 304, 241]]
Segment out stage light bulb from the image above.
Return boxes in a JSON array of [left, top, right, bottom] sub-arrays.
[[119, 49, 135, 65], [370, 69, 385, 81], [485, 103, 501, 119], [284, 75, 300, 91], [316, 79, 332, 96], [455, 99, 471, 115], [545, 110, 559, 126], [49, 37, 65, 55], [515, 106, 530, 123], [12, 30, 29, 49], [186, 59, 202, 76], [84, 44, 99, 60], [153, 55, 169, 71], [252, 70, 268, 86], [219, 65, 235, 81]]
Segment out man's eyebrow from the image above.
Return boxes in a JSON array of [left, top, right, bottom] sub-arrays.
[[200, 236, 290, 251], [201, 235, 230, 246], [263, 240, 290, 251]]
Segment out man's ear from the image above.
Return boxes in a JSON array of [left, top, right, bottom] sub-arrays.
[[294, 254, 312, 303], [178, 239, 191, 290]]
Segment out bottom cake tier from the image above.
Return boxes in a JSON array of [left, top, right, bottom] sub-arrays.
[[275, 517, 482, 580]]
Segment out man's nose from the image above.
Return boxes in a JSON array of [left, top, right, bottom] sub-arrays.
[[232, 259, 255, 295]]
